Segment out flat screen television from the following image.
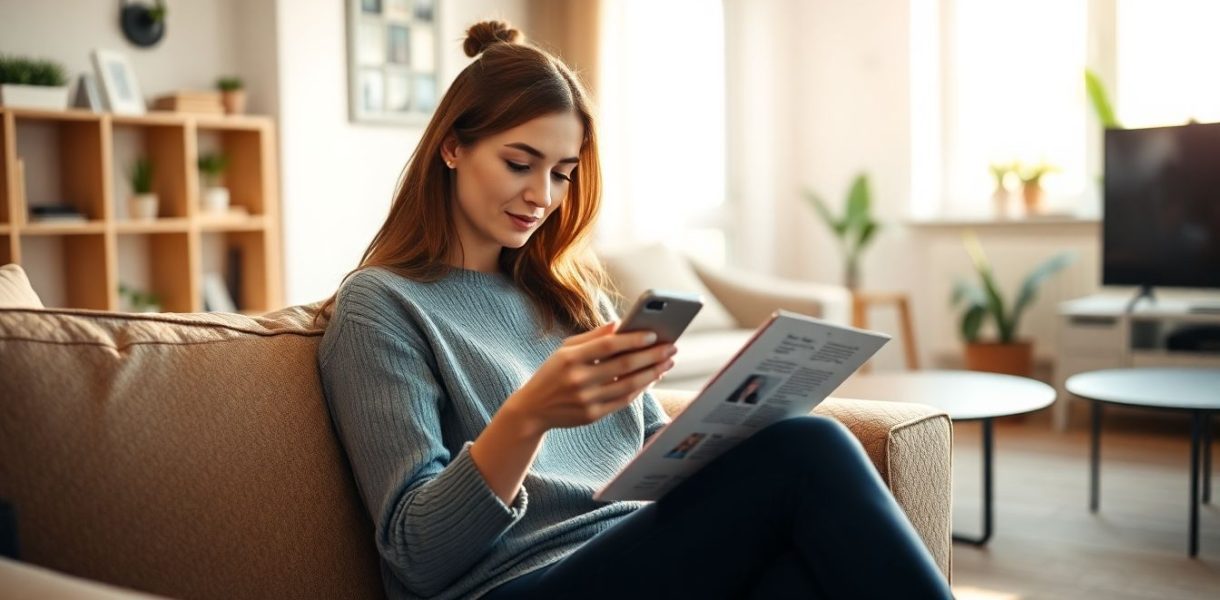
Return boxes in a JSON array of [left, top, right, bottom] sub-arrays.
[[1104, 122, 1220, 290]]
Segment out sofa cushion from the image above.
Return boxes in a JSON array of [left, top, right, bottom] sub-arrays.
[[0, 305, 384, 600], [0, 264, 43, 309], [667, 328, 758, 385], [599, 243, 737, 333]]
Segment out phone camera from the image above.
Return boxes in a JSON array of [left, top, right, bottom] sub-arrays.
[[645, 300, 668, 311]]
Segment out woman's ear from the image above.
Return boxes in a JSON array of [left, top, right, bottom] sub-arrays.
[[440, 135, 460, 168]]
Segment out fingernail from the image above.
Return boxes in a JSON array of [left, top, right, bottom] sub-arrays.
[[642, 332, 657, 345], [665, 346, 677, 357]]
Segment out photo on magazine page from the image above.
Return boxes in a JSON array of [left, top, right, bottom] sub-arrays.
[[724, 373, 778, 405], [663, 432, 707, 459]]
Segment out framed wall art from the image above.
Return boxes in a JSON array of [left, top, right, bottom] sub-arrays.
[[346, 0, 441, 126]]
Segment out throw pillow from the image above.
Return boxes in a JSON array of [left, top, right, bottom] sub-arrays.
[[599, 243, 737, 333], [0, 264, 43, 309]]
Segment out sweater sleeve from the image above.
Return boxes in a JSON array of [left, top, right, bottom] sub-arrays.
[[319, 307, 527, 597], [641, 390, 671, 440]]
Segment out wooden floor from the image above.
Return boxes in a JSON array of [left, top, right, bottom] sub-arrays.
[[949, 406, 1220, 599]]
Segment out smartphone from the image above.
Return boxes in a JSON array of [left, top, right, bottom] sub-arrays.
[[616, 289, 704, 344]]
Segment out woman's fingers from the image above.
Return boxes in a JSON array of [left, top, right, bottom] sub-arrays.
[[585, 344, 676, 385], [569, 330, 660, 365], [581, 358, 675, 404]]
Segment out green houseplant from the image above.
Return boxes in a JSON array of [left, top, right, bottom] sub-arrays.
[[951, 232, 1074, 376], [216, 76, 246, 115], [119, 283, 161, 313], [127, 158, 158, 220], [802, 173, 880, 291], [0, 55, 69, 110], [198, 152, 231, 214], [1015, 160, 1058, 215]]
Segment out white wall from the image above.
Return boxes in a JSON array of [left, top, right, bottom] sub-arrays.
[[275, 0, 529, 304], [0, 0, 242, 97]]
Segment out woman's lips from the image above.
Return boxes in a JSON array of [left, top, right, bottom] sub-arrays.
[[507, 213, 539, 230]]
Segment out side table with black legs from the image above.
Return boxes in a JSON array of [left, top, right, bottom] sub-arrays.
[[834, 370, 1055, 545], [1066, 368, 1220, 557]]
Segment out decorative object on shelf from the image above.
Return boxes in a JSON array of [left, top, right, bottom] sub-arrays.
[[29, 205, 86, 224], [951, 231, 1074, 376], [0, 55, 69, 110], [202, 272, 237, 312], [71, 73, 104, 112], [91, 48, 146, 115], [119, 0, 167, 48], [216, 76, 246, 115], [802, 172, 881, 291], [197, 152, 230, 214], [988, 162, 1017, 219], [1015, 161, 1058, 215], [119, 283, 161, 313], [128, 157, 158, 220], [151, 90, 223, 114], [346, 0, 440, 125]]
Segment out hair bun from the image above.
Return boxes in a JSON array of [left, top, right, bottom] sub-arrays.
[[463, 20, 522, 57]]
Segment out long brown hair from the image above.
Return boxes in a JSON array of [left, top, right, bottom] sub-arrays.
[[316, 20, 613, 333]]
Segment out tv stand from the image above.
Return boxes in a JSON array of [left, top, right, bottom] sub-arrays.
[[1188, 302, 1220, 315], [1125, 285, 1156, 314], [1054, 294, 1220, 430]]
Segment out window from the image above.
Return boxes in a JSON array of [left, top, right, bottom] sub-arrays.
[[1115, 0, 1220, 128], [913, 0, 1088, 218], [596, 0, 728, 265]]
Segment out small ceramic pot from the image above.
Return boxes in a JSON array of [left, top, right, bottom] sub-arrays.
[[129, 193, 159, 220], [202, 187, 231, 214]]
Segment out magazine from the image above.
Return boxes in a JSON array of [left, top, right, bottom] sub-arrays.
[[593, 310, 890, 502]]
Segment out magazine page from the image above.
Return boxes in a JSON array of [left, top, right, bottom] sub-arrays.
[[593, 310, 890, 502]]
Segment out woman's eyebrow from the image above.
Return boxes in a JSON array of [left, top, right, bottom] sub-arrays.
[[504, 142, 579, 164]]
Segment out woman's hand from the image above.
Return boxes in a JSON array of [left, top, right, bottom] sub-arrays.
[[502, 322, 677, 436]]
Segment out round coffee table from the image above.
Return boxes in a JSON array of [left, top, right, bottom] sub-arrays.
[[1066, 367, 1220, 557], [834, 369, 1055, 545]]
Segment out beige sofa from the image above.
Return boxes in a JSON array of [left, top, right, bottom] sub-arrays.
[[0, 264, 951, 599], [600, 243, 852, 391]]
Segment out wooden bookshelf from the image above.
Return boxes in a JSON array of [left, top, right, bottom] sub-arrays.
[[0, 108, 282, 313]]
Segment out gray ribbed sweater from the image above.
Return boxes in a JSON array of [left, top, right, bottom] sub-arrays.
[[317, 266, 670, 600]]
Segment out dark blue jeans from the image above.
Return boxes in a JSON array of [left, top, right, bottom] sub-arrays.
[[483, 416, 953, 599]]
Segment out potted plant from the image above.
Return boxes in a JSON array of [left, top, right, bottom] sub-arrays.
[[217, 76, 246, 115], [119, 283, 161, 313], [951, 232, 1074, 376], [1015, 161, 1058, 215], [988, 162, 1017, 218], [128, 158, 158, 220], [198, 152, 230, 214], [0, 55, 69, 110], [802, 172, 881, 291]]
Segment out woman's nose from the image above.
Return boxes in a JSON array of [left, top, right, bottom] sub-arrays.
[[523, 173, 553, 208]]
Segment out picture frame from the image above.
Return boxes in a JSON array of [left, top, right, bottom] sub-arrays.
[[202, 272, 238, 313], [91, 49, 146, 115], [345, 0, 441, 125]]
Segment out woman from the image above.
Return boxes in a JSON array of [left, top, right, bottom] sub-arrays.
[[318, 20, 952, 600]]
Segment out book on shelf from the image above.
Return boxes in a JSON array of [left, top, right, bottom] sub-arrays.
[[151, 91, 224, 115], [29, 205, 87, 224]]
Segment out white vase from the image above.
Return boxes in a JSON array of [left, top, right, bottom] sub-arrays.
[[129, 193, 159, 220], [0, 84, 70, 110], [202, 187, 230, 214]]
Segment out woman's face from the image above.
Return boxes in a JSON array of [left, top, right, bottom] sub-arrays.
[[444, 111, 583, 262]]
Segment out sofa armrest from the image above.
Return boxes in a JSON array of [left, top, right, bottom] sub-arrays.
[[688, 261, 851, 328], [650, 388, 952, 581], [0, 558, 168, 599]]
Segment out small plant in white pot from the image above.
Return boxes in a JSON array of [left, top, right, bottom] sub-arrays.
[[197, 152, 230, 214], [128, 158, 158, 220], [0, 55, 70, 110]]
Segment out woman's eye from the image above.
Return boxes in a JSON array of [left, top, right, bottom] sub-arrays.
[[551, 171, 572, 183], [505, 160, 529, 172]]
